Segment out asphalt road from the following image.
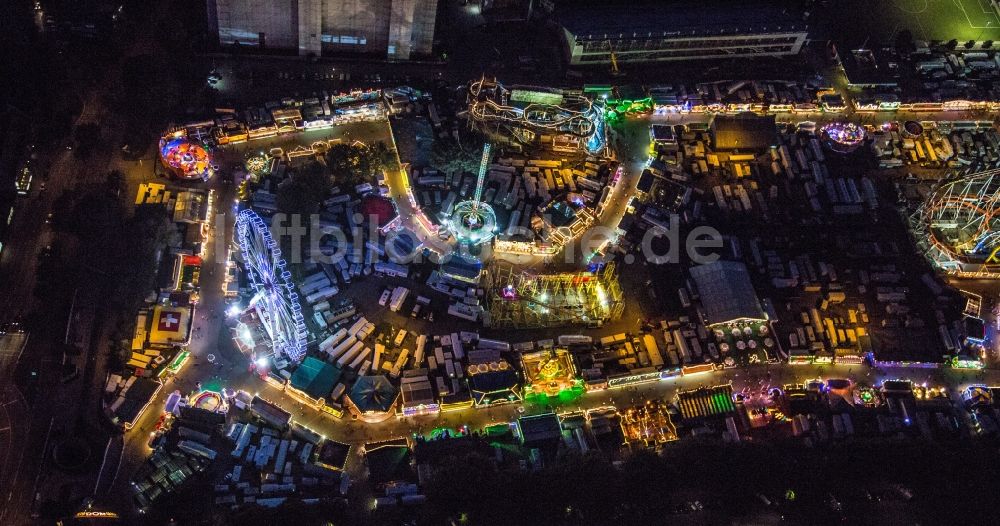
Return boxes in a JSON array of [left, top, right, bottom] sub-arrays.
[[0, 92, 113, 525], [383, 119, 455, 259], [0, 333, 30, 524]]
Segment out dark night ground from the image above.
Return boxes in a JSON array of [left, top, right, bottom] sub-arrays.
[[132, 439, 1000, 526]]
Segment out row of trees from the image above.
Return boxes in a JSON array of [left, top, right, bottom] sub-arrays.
[[326, 141, 395, 185], [408, 439, 1000, 525], [895, 30, 996, 55], [275, 142, 396, 215], [53, 171, 179, 318], [429, 139, 483, 175]]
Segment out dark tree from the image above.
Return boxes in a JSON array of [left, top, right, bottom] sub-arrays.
[[894, 30, 915, 54], [276, 161, 332, 215], [57, 171, 178, 315], [73, 123, 104, 159], [429, 140, 481, 175], [324, 142, 393, 186]]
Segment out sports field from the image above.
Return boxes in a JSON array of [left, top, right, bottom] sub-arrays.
[[891, 0, 1000, 41], [814, 0, 1000, 46]]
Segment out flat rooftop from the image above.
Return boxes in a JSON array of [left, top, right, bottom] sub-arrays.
[[552, 0, 807, 40]]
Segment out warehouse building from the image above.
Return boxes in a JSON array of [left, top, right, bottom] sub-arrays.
[[689, 261, 765, 326], [711, 115, 779, 151], [208, 0, 438, 60], [551, 0, 808, 66]]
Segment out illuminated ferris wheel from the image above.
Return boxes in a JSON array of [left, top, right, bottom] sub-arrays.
[[236, 209, 308, 362], [911, 168, 1000, 273]]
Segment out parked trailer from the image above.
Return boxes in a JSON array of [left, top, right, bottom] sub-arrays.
[[178, 426, 212, 445], [373, 343, 384, 370], [673, 330, 690, 362], [391, 349, 410, 378], [451, 333, 464, 359], [374, 261, 408, 278], [306, 286, 339, 304], [300, 277, 332, 296], [357, 322, 376, 341], [349, 347, 371, 369], [414, 335, 427, 366], [558, 334, 593, 346], [347, 317, 368, 338], [667, 349, 680, 366], [302, 272, 328, 286], [337, 340, 365, 367], [318, 332, 339, 352], [178, 440, 218, 460], [477, 338, 510, 351], [389, 287, 409, 312], [678, 288, 691, 308], [325, 304, 356, 324], [642, 334, 664, 368], [328, 336, 358, 360], [329, 382, 346, 401]]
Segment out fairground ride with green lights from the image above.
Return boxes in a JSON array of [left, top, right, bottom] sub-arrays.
[[468, 77, 606, 153], [520, 348, 585, 405], [448, 142, 499, 247]]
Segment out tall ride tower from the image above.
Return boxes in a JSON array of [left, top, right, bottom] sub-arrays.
[[450, 143, 499, 246]]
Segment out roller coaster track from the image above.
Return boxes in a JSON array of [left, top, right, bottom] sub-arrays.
[[468, 79, 598, 139], [912, 168, 1000, 266]]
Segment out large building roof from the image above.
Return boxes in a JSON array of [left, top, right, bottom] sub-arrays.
[[250, 395, 292, 429], [348, 375, 399, 414], [711, 115, 778, 150], [441, 254, 482, 282], [840, 48, 901, 88], [552, 0, 806, 40], [111, 377, 162, 427], [468, 363, 521, 405], [290, 356, 341, 400], [636, 169, 656, 194], [360, 195, 399, 229], [400, 378, 436, 406], [517, 412, 562, 444], [148, 304, 193, 346], [689, 261, 765, 325], [364, 439, 412, 485]]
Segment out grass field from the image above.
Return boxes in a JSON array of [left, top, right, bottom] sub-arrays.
[[892, 0, 1000, 41], [813, 0, 1000, 46]]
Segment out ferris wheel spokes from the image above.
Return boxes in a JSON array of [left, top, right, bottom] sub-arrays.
[[236, 209, 308, 363]]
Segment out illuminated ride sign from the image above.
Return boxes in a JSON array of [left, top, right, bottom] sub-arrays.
[[402, 403, 440, 416]]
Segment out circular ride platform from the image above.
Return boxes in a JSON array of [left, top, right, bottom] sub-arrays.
[[450, 200, 498, 246], [159, 137, 214, 180], [820, 122, 865, 154], [190, 390, 225, 412]]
